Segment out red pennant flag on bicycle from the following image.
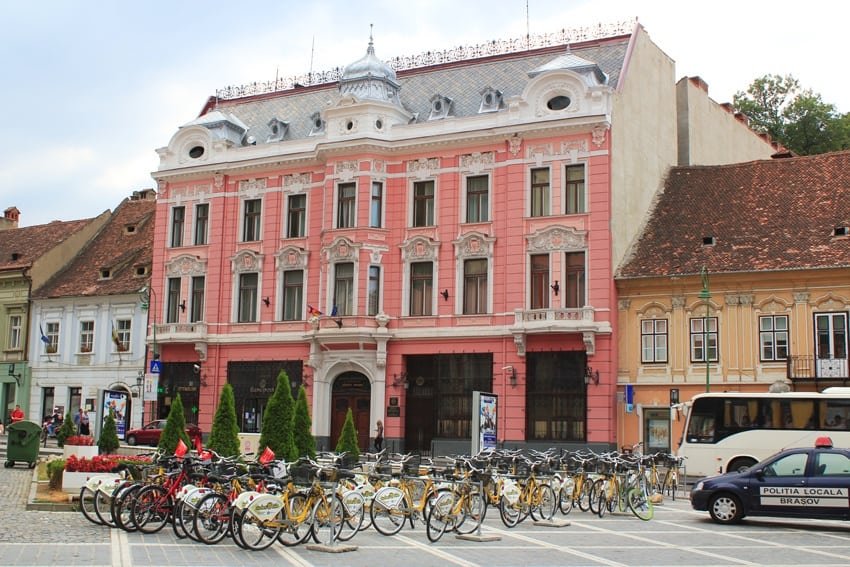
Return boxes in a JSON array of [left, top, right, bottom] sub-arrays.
[[174, 438, 188, 457], [194, 434, 203, 454], [259, 446, 275, 465]]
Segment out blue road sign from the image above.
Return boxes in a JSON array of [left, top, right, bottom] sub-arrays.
[[149, 360, 162, 374]]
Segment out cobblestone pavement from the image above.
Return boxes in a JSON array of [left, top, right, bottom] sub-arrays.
[[3, 436, 850, 567]]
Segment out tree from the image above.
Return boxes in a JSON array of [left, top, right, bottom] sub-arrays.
[[258, 371, 297, 462], [56, 411, 77, 447], [98, 411, 120, 454], [292, 385, 316, 460], [158, 392, 191, 454], [734, 74, 849, 155], [207, 383, 241, 458], [334, 408, 360, 462]]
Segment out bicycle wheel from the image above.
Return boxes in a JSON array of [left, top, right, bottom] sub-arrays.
[[193, 492, 230, 545], [455, 489, 486, 535], [370, 491, 409, 536], [531, 484, 557, 521], [237, 507, 282, 551], [627, 487, 654, 521], [337, 491, 365, 541], [79, 486, 101, 525], [229, 507, 247, 548], [112, 483, 142, 532], [578, 478, 593, 512], [558, 478, 575, 515], [94, 489, 116, 527], [426, 491, 454, 542], [499, 495, 522, 528], [588, 479, 605, 515], [172, 499, 189, 539], [132, 485, 171, 534], [277, 493, 312, 547]]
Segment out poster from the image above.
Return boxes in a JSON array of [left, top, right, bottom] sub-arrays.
[[143, 373, 159, 402], [472, 391, 498, 454], [102, 390, 129, 439]]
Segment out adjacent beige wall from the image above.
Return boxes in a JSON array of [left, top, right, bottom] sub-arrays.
[[676, 77, 777, 166], [610, 27, 678, 269]]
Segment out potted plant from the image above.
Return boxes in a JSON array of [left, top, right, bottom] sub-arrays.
[[62, 434, 98, 459]]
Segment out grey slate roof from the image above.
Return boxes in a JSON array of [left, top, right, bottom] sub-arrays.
[[208, 39, 629, 146]]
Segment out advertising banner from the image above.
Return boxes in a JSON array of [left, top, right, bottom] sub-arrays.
[[472, 391, 498, 454], [102, 390, 129, 440]]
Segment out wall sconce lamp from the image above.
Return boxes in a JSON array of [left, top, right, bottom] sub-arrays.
[[7, 363, 21, 387], [441, 289, 449, 301], [551, 280, 560, 296], [299, 371, 312, 388], [132, 370, 145, 397], [393, 371, 409, 389], [584, 365, 600, 386], [179, 299, 186, 312], [263, 297, 270, 307], [503, 365, 517, 387]]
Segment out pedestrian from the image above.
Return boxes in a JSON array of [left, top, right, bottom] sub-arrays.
[[374, 419, 384, 452], [79, 408, 90, 436], [74, 409, 81, 433], [10, 404, 24, 423]]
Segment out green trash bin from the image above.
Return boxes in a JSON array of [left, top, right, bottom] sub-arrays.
[[5, 420, 42, 469]]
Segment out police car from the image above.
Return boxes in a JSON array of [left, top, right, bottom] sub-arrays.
[[690, 437, 850, 524]]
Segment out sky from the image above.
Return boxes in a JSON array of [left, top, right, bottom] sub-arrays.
[[2, 1, 846, 228]]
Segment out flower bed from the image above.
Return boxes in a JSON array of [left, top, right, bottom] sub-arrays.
[[65, 435, 95, 446], [64, 454, 154, 473]]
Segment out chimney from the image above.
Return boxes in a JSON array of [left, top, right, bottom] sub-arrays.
[[0, 207, 20, 231]]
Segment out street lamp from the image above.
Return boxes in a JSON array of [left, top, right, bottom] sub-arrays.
[[698, 266, 711, 392], [138, 285, 159, 361]]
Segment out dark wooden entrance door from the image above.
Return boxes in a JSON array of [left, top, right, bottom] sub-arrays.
[[330, 372, 371, 451]]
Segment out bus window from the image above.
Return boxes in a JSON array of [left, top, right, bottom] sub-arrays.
[[686, 415, 715, 443]]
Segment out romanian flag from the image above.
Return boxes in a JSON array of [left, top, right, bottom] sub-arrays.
[[259, 446, 275, 465], [175, 438, 188, 458], [307, 304, 322, 318]]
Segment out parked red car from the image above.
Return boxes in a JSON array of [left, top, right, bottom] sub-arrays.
[[125, 419, 202, 446]]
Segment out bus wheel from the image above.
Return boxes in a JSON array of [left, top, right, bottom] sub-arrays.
[[727, 458, 756, 473]]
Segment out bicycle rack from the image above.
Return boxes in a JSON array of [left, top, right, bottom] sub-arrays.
[[305, 472, 357, 554]]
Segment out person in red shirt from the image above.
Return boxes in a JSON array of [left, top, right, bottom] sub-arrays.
[[10, 404, 24, 423]]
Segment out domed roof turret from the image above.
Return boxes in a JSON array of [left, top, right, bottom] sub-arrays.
[[339, 34, 402, 106]]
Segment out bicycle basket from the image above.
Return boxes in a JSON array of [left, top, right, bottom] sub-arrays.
[[318, 467, 339, 483], [289, 463, 316, 485], [402, 455, 422, 475]]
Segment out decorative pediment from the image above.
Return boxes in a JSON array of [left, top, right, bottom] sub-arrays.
[[323, 236, 361, 262], [459, 151, 495, 174], [399, 236, 440, 262], [526, 226, 587, 252], [231, 250, 263, 273], [238, 178, 266, 197], [453, 231, 495, 259], [165, 254, 207, 277], [275, 246, 309, 270]]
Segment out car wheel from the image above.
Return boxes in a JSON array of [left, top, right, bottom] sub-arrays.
[[727, 458, 757, 474], [708, 493, 743, 524], [126, 435, 137, 446]]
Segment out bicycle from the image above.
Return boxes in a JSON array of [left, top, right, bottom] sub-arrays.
[[425, 458, 487, 542], [499, 456, 557, 527], [369, 453, 448, 536]]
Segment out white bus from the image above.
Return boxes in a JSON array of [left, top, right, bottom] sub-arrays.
[[678, 390, 850, 477]]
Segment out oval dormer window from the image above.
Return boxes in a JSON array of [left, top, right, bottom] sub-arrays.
[[189, 146, 205, 159], [546, 95, 571, 111]]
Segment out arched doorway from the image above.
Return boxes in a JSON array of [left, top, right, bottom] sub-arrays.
[[330, 372, 371, 450]]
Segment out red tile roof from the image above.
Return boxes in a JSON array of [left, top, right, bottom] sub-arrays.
[[616, 150, 850, 279], [34, 193, 155, 298], [0, 219, 94, 272]]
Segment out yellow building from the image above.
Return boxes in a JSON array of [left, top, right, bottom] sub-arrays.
[[615, 151, 850, 454]]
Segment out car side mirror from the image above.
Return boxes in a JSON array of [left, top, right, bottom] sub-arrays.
[[753, 468, 765, 480]]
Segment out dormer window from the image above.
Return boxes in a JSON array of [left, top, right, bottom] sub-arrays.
[[188, 145, 205, 159], [428, 94, 453, 121], [135, 265, 148, 277], [309, 112, 325, 136], [125, 224, 137, 234], [100, 269, 112, 280], [479, 87, 503, 113], [266, 118, 289, 143], [702, 236, 716, 247], [833, 226, 849, 237]]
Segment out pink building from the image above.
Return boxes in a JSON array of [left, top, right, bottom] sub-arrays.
[[148, 22, 775, 453]]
